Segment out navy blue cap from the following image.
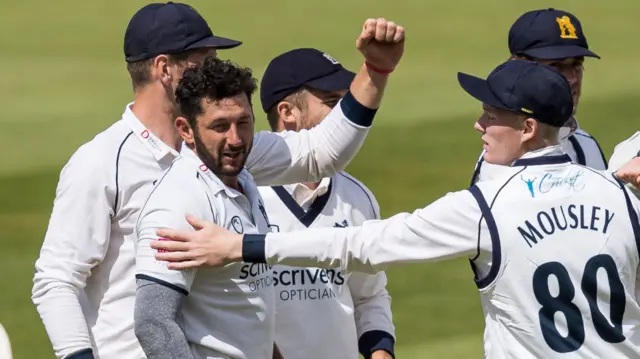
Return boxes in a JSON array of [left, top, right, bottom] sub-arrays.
[[509, 8, 599, 60], [124, 2, 241, 62], [457, 60, 573, 127], [260, 48, 355, 112]]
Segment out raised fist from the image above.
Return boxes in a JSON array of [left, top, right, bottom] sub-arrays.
[[356, 17, 405, 72]]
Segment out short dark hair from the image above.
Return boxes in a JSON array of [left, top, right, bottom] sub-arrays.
[[176, 56, 257, 127]]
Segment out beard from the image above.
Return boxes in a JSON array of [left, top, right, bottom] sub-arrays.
[[193, 130, 247, 178]]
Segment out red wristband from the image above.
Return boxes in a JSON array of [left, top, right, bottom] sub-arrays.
[[365, 60, 394, 74]]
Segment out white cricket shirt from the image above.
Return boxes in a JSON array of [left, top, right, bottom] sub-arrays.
[[31, 91, 375, 359], [608, 131, 640, 198], [471, 124, 608, 185], [258, 173, 394, 359], [136, 144, 274, 359], [247, 146, 640, 359]]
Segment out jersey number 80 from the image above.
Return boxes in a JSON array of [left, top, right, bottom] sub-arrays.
[[532, 253, 626, 353]]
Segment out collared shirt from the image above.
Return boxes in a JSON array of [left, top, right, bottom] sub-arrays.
[[258, 173, 395, 359], [251, 145, 640, 359], [283, 177, 331, 210], [471, 121, 608, 185], [32, 103, 180, 359], [136, 144, 274, 359], [32, 90, 376, 359]]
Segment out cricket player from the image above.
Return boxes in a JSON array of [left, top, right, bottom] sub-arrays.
[[151, 60, 640, 359], [471, 8, 607, 185], [134, 19, 405, 359], [258, 48, 395, 359], [30, 3, 396, 358]]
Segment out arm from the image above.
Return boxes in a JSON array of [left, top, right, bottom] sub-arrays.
[[244, 190, 482, 273], [31, 147, 113, 359], [134, 279, 194, 359], [347, 188, 395, 358], [134, 172, 205, 358], [246, 90, 376, 186], [349, 272, 395, 359], [246, 18, 404, 186]]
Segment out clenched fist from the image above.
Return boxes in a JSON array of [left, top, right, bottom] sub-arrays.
[[356, 17, 405, 72]]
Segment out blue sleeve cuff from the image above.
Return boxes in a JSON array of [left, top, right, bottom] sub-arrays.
[[242, 234, 266, 263], [358, 330, 395, 358], [339, 91, 377, 128], [66, 348, 94, 359]]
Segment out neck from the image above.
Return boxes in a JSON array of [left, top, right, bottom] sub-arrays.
[[130, 87, 182, 151], [303, 181, 320, 190], [222, 175, 242, 193]]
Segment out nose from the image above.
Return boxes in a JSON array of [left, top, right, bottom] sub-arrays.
[[474, 120, 484, 133], [226, 124, 243, 146], [474, 114, 487, 133], [562, 67, 579, 87]]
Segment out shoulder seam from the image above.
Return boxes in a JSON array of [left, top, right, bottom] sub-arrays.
[[338, 172, 379, 219]]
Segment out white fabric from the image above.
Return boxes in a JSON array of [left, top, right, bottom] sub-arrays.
[[472, 126, 607, 185], [136, 145, 274, 359], [31, 95, 369, 359], [259, 173, 394, 359], [608, 131, 640, 198], [262, 146, 640, 359]]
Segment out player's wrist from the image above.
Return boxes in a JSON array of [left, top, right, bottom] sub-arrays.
[[364, 60, 394, 75], [241, 234, 267, 263]]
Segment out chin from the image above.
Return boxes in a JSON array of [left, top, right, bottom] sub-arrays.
[[219, 166, 244, 177]]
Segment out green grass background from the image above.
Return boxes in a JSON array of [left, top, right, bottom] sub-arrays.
[[1, 0, 639, 358]]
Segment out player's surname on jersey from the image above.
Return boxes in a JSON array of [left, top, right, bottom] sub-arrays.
[[518, 204, 615, 248]]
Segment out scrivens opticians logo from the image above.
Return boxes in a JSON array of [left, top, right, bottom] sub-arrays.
[[273, 267, 345, 302], [239, 263, 274, 292]]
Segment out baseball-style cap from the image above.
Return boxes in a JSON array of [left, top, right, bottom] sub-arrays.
[[260, 48, 355, 112], [508, 8, 600, 60], [124, 2, 241, 62], [457, 60, 573, 127]]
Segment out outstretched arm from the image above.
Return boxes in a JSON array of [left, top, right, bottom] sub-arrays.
[[246, 18, 405, 186], [149, 189, 483, 274]]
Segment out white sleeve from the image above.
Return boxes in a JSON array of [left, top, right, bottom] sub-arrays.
[[255, 190, 481, 274], [135, 171, 211, 294], [608, 132, 640, 172], [348, 271, 395, 353], [608, 132, 640, 198], [31, 146, 115, 358], [345, 191, 394, 343], [245, 92, 375, 186]]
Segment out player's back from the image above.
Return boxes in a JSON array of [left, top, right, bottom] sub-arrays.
[[473, 156, 640, 359]]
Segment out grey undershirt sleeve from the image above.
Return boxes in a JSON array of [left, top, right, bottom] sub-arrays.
[[134, 278, 195, 359]]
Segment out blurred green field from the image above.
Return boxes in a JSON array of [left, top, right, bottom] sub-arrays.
[[1, 0, 640, 358]]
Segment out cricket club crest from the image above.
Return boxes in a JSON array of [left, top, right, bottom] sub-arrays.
[[230, 216, 244, 234]]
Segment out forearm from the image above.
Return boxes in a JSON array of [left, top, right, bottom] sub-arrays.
[[349, 63, 389, 110], [240, 193, 481, 272], [134, 279, 194, 359], [243, 214, 415, 274], [248, 91, 376, 186], [31, 284, 93, 359]]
